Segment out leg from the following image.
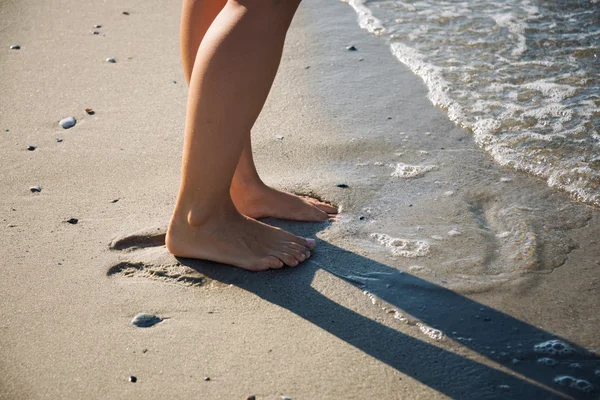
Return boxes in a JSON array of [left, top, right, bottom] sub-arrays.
[[179, 0, 338, 221], [166, 0, 314, 271]]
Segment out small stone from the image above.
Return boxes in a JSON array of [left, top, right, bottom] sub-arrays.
[[359, 215, 366, 221], [387, 116, 393, 120], [56, 138, 63, 142], [204, 377, 210, 381], [247, 396, 256, 400], [65, 218, 78, 224], [29, 185, 41, 193], [275, 135, 284, 140], [131, 313, 162, 328], [106, 57, 116, 63], [304, 66, 310, 69], [122, 11, 130, 15], [27, 146, 36, 151], [10, 45, 20, 50], [59, 117, 76, 129], [281, 396, 292, 400], [346, 45, 357, 51], [483, 317, 492, 322], [358, 57, 364, 61], [92, 31, 100, 35], [85, 107, 95, 115], [111, 199, 119, 203], [94, 24, 102, 28], [448, 229, 461, 237], [7, 224, 16, 228], [335, 183, 349, 188], [142, 348, 148, 353], [3, 129, 8, 132], [128, 376, 137, 383], [173, 80, 177, 84]]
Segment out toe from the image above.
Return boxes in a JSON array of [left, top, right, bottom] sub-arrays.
[[275, 252, 299, 267], [284, 245, 306, 262], [261, 256, 284, 269], [305, 238, 317, 249]]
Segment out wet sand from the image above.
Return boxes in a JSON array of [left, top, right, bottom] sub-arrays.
[[1, 0, 599, 399]]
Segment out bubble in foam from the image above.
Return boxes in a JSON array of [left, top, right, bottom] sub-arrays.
[[371, 233, 430, 257], [537, 357, 557, 366], [416, 322, 444, 340], [391, 163, 436, 178], [534, 340, 574, 356], [553, 376, 594, 393]]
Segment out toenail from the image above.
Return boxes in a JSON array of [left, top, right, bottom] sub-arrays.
[[305, 238, 316, 247]]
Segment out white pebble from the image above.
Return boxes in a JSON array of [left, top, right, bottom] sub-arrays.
[[59, 117, 76, 129]]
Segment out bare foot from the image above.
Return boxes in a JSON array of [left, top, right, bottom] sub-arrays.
[[231, 181, 338, 221], [166, 206, 316, 271]]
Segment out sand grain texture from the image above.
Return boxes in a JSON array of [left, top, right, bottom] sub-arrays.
[[1, 0, 599, 399]]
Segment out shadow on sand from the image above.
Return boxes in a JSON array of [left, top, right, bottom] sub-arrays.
[[113, 220, 599, 399]]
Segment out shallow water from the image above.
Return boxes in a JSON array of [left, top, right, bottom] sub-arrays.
[[342, 0, 600, 207]]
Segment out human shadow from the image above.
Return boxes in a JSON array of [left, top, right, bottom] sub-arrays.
[[174, 221, 599, 399]]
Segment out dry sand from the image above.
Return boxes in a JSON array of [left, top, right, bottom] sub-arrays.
[[1, 0, 599, 399]]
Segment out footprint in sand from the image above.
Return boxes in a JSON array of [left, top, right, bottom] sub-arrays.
[[107, 227, 211, 287]]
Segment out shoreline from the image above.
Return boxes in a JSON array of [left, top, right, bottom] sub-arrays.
[[1, 0, 599, 399]]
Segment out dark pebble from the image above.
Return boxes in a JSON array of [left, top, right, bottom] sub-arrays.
[[247, 396, 256, 400], [29, 185, 41, 193], [111, 199, 119, 203], [387, 116, 393, 120], [484, 317, 492, 322], [142, 348, 148, 353], [409, 204, 413, 207], [94, 24, 102, 28], [359, 215, 366, 221], [173, 80, 177, 84], [85, 107, 95, 115], [129, 376, 137, 383], [106, 58, 116, 63], [27, 146, 36, 151], [66, 218, 79, 224], [346, 45, 357, 51], [305, 66, 310, 69], [122, 11, 130, 15], [335, 184, 349, 188], [4, 129, 8, 132], [131, 313, 162, 328], [92, 31, 100, 35], [10, 45, 20, 50], [56, 138, 63, 142], [204, 377, 210, 381]]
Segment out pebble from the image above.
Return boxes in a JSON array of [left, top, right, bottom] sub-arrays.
[[122, 11, 130, 15], [56, 138, 63, 142], [27, 146, 36, 151], [111, 199, 119, 203], [29, 185, 41, 193], [7, 224, 16, 228], [204, 377, 210, 381], [387, 116, 393, 120], [59, 117, 76, 129], [106, 57, 116, 63], [335, 183, 349, 188], [131, 313, 162, 328], [94, 24, 102, 28], [448, 229, 461, 237], [65, 218, 78, 224], [85, 107, 95, 115], [128, 375, 137, 383], [359, 215, 366, 221], [247, 396, 256, 400], [3, 129, 8, 132], [10, 45, 20, 50], [281, 396, 292, 400], [275, 135, 284, 140], [346, 45, 357, 51], [92, 31, 100, 35]]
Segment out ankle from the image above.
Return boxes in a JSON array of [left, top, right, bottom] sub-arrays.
[[171, 198, 239, 229]]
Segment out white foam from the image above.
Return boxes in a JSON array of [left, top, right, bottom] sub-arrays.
[[371, 233, 430, 257], [553, 376, 594, 393], [416, 322, 444, 340], [534, 340, 574, 356], [537, 357, 557, 366], [391, 163, 437, 178], [339, 0, 384, 35]]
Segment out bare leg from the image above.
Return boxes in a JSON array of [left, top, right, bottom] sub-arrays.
[[166, 0, 315, 271], [179, 0, 337, 221]]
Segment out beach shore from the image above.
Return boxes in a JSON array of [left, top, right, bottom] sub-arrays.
[[1, 0, 599, 399]]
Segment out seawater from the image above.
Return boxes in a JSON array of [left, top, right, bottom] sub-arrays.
[[342, 0, 600, 207]]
